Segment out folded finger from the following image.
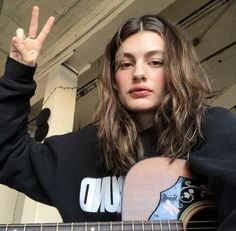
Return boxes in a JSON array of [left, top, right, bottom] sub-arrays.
[[16, 28, 26, 40]]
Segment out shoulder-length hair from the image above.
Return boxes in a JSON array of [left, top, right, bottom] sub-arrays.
[[94, 15, 213, 174]]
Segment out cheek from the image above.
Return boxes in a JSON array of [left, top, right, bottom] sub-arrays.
[[159, 75, 166, 88], [115, 73, 126, 93], [153, 70, 166, 88], [114, 75, 121, 89]]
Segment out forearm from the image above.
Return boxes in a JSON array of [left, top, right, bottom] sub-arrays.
[[0, 57, 36, 126], [0, 58, 53, 205], [0, 57, 36, 163]]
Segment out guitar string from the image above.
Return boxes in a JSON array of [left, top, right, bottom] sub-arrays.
[[1, 221, 218, 231]]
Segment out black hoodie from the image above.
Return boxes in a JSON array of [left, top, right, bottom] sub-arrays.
[[0, 57, 236, 230]]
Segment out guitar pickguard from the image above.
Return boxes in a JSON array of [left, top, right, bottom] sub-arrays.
[[149, 176, 216, 221]]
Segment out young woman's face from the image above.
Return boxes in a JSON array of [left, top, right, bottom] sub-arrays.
[[115, 31, 166, 117]]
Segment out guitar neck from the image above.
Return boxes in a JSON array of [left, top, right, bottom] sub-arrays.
[[0, 220, 218, 231], [1, 221, 183, 231]]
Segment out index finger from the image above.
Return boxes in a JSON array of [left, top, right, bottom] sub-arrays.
[[28, 6, 39, 38], [37, 16, 55, 44]]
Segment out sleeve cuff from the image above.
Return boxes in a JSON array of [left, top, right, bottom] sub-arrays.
[[4, 56, 37, 83]]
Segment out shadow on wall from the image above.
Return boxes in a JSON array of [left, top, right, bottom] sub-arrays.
[[230, 105, 236, 116], [0, 0, 4, 16]]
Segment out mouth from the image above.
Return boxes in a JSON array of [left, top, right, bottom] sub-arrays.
[[128, 87, 152, 97]]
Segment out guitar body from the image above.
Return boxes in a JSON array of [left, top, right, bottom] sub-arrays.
[[122, 157, 218, 230]]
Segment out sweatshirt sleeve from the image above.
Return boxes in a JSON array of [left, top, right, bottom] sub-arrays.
[[0, 57, 55, 205], [189, 107, 236, 230]]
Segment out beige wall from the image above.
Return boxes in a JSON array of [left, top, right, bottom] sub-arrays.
[[0, 185, 18, 223], [212, 84, 236, 110]]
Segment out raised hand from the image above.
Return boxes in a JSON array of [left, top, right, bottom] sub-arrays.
[[9, 6, 55, 66]]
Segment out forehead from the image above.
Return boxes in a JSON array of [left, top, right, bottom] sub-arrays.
[[117, 31, 165, 57]]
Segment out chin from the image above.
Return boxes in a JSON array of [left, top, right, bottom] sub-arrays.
[[122, 99, 160, 113], [127, 105, 158, 113]]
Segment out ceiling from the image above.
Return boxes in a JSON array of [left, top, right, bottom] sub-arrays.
[[0, 0, 235, 131]]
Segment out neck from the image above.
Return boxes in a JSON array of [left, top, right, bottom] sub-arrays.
[[133, 111, 155, 132]]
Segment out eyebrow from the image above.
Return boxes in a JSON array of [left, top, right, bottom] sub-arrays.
[[120, 50, 164, 60]]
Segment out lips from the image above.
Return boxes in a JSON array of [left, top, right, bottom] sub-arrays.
[[128, 86, 152, 97]]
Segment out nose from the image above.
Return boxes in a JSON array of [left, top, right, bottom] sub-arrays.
[[132, 63, 146, 81]]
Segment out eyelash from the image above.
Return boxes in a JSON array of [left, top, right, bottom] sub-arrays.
[[119, 62, 133, 69], [149, 60, 164, 67], [117, 60, 164, 70]]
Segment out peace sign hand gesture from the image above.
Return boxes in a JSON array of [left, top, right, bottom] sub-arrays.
[[9, 6, 55, 67]]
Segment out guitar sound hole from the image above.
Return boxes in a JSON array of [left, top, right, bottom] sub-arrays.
[[187, 208, 218, 231]]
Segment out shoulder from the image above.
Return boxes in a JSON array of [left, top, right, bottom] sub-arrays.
[[204, 106, 236, 128], [203, 106, 236, 138], [206, 106, 234, 118]]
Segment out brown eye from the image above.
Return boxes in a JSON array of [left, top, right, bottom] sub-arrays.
[[119, 62, 133, 70], [149, 60, 164, 67]]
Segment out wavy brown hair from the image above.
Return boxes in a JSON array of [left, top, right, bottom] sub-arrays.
[[94, 15, 213, 174]]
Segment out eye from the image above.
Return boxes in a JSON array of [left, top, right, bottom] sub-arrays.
[[149, 60, 164, 67], [119, 61, 133, 70]]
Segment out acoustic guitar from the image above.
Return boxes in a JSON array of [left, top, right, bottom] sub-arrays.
[[122, 157, 218, 230], [0, 157, 218, 231]]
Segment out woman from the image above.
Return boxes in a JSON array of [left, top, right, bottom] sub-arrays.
[[0, 6, 235, 230]]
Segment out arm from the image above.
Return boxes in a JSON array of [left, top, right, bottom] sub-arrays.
[[0, 6, 55, 204], [189, 107, 236, 230]]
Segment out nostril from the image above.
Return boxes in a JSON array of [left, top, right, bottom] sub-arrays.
[[132, 73, 146, 80]]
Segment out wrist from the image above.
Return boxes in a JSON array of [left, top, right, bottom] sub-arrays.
[[5, 56, 37, 82], [9, 55, 36, 67]]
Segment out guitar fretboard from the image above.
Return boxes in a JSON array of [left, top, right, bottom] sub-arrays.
[[0, 220, 218, 231], [0, 221, 182, 231]]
